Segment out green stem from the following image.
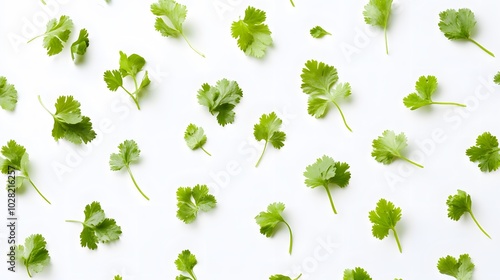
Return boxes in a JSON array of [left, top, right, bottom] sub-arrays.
[[431, 101, 466, 107], [468, 38, 495, 57], [126, 166, 149, 200], [283, 221, 293, 255], [290, 0, 295, 7], [120, 86, 140, 110], [180, 32, 205, 58], [37, 95, 55, 117], [332, 100, 352, 132], [65, 220, 83, 224], [187, 270, 197, 280], [294, 274, 303, 280], [469, 211, 491, 239], [392, 228, 402, 253], [27, 34, 43, 43], [384, 26, 389, 55], [255, 141, 268, 167], [200, 146, 212, 156], [27, 264, 32, 278], [28, 177, 51, 204], [400, 156, 424, 168], [323, 185, 337, 214], [132, 76, 139, 93]]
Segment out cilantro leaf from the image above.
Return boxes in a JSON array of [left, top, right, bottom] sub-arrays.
[[494, 72, 500, 85], [403, 75, 466, 110], [175, 250, 198, 280], [254, 112, 286, 167], [110, 140, 149, 200], [371, 130, 423, 168], [300, 60, 352, 131], [70, 28, 89, 61], [66, 201, 122, 250], [184, 124, 211, 156], [310, 26, 331, 38], [369, 198, 403, 253], [437, 254, 474, 280], [0, 140, 51, 204], [176, 184, 216, 223], [151, 0, 204, 57], [16, 234, 50, 277], [303, 155, 351, 214], [363, 0, 393, 54], [197, 79, 243, 126], [231, 6, 273, 58], [255, 202, 294, 254], [38, 95, 96, 144], [27, 15, 73, 56], [114, 276, 123, 280], [438, 8, 495, 57], [104, 51, 150, 110], [0, 76, 18, 111], [270, 273, 302, 280], [446, 189, 491, 239], [466, 132, 500, 172], [343, 267, 372, 280]]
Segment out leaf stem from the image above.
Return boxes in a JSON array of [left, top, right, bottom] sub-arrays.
[[332, 100, 352, 132], [28, 177, 51, 204], [187, 270, 197, 280], [283, 221, 293, 255], [27, 34, 44, 44], [290, 0, 295, 7], [120, 86, 140, 110], [468, 38, 495, 57], [431, 101, 466, 107], [469, 211, 491, 239], [180, 32, 205, 58], [255, 141, 268, 167], [200, 147, 212, 156], [384, 27, 389, 55], [126, 166, 150, 200], [37, 95, 55, 117], [323, 185, 337, 214], [400, 156, 424, 168], [294, 274, 303, 280], [391, 228, 402, 253], [27, 264, 32, 278], [65, 220, 83, 224]]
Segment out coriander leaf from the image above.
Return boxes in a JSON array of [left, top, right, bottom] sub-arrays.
[[438, 8, 494, 57], [197, 79, 243, 126], [231, 6, 273, 58], [437, 254, 474, 280], [17, 234, 50, 278], [369, 198, 403, 253], [70, 28, 89, 61], [151, 0, 204, 57], [27, 15, 73, 56], [104, 51, 150, 110], [184, 124, 211, 156], [176, 184, 216, 223], [371, 130, 423, 168], [66, 201, 122, 250], [255, 202, 294, 254], [303, 155, 351, 214], [343, 267, 372, 280], [446, 189, 491, 239], [494, 72, 500, 85], [270, 273, 302, 280], [363, 0, 393, 54], [110, 140, 149, 200], [114, 276, 123, 280], [310, 26, 331, 38], [403, 75, 466, 110], [466, 132, 500, 172], [0, 76, 18, 111], [175, 250, 198, 280], [0, 140, 51, 204], [38, 95, 96, 144], [254, 112, 286, 167], [300, 60, 352, 131]]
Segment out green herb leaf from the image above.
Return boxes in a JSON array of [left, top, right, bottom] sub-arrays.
[[363, 0, 393, 54], [0, 76, 18, 111], [343, 267, 372, 280], [494, 72, 500, 85], [231, 6, 273, 58], [254, 112, 286, 167], [255, 202, 294, 254], [184, 124, 210, 156], [371, 130, 423, 168], [369, 198, 403, 253], [270, 273, 302, 280], [197, 79, 243, 126], [403, 75, 466, 110], [446, 189, 491, 238], [437, 254, 474, 280], [27, 15, 73, 56], [466, 132, 500, 172], [175, 250, 198, 280], [176, 185, 216, 223], [17, 234, 50, 278], [310, 26, 331, 38], [70, 28, 89, 61]]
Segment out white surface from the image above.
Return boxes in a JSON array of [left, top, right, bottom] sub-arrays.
[[1, 0, 500, 279]]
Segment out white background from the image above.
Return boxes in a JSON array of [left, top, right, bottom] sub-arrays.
[[1, 0, 500, 279]]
